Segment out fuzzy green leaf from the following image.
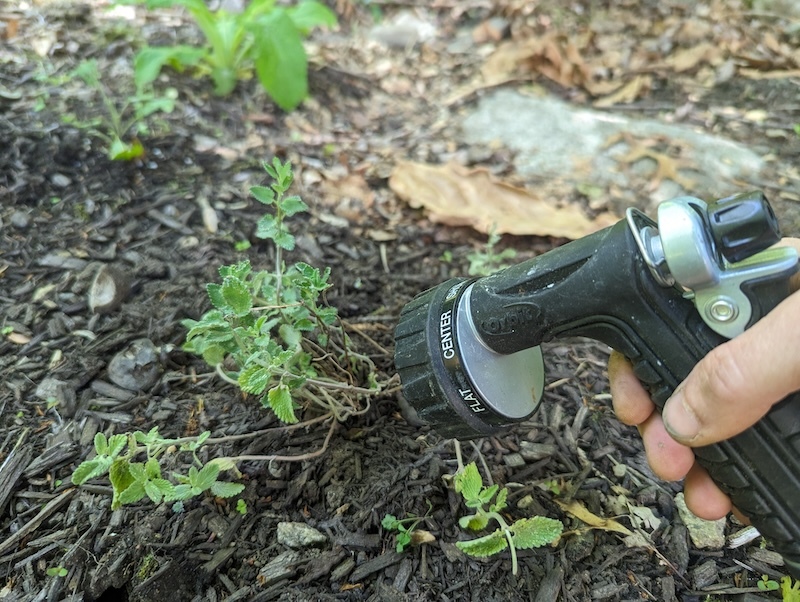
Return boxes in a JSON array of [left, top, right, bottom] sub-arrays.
[[94, 432, 109, 455], [491, 487, 508, 513], [210, 481, 245, 498], [456, 530, 508, 558], [221, 277, 253, 316], [381, 514, 400, 530], [192, 463, 221, 492], [207, 283, 226, 309], [72, 459, 109, 485], [166, 484, 196, 502], [109, 459, 136, 510], [454, 462, 483, 503], [458, 513, 489, 532], [238, 364, 271, 395], [118, 481, 147, 506], [253, 10, 308, 111], [273, 229, 296, 251], [479, 484, 499, 505], [510, 516, 563, 549], [280, 195, 308, 216], [256, 214, 279, 240], [267, 383, 298, 423], [279, 323, 302, 349], [250, 185, 276, 205]]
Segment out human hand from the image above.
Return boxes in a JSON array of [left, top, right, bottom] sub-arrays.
[[608, 238, 800, 520]]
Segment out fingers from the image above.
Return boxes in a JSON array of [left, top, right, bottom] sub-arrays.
[[661, 290, 800, 447], [638, 412, 695, 482], [608, 351, 654, 426], [683, 463, 732, 520]]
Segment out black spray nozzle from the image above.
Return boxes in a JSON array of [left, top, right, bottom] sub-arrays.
[[707, 191, 781, 264]]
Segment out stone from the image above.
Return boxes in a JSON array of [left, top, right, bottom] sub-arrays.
[[107, 338, 161, 391], [10, 211, 30, 230], [674, 492, 726, 549], [276, 522, 327, 549], [460, 90, 765, 207]]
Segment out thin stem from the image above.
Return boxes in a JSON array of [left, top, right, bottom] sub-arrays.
[[224, 418, 337, 463]]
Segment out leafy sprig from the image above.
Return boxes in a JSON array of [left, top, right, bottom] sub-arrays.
[[72, 429, 244, 510], [182, 158, 384, 425], [454, 462, 562, 575]]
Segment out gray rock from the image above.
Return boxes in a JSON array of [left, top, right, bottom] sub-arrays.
[[51, 173, 72, 188], [460, 90, 765, 206], [107, 338, 161, 391], [10, 211, 31, 230], [88, 264, 131, 314], [369, 12, 437, 48], [675, 492, 726, 549], [276, 522, 327, 548]]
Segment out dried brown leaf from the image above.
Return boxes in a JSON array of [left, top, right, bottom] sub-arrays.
[[556, 499, 633, 536], [593, 75, 651, 108], [389, 161, 616, 239]]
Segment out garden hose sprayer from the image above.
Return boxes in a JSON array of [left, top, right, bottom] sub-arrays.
[[394, 192, 800, 578]]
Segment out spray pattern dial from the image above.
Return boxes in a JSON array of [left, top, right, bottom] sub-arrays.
[[626, 192, 799, 338]]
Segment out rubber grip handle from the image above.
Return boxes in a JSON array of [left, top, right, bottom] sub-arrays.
[[468, 219, 800, 578]]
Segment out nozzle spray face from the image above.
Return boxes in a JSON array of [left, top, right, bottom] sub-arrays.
[[394, 277, 544, 439]]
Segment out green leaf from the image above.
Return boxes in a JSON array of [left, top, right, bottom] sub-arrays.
[[221, 277, 253, 316], [381, 514, 400, 530], [210, 481, 245, 498], [192, 463, 221, 492], [267, 383, 298, 423], [94, 432, 109, 455], [458, 513, 489, 532], [455, 531, 508, 558], [144, 480, 164, 504], [273, 229, 296, 251], [510, 516, 563, 549], [133, 45, 206, 91], [454, 462, 483, 503], [252, 10, 308, 111], [238, 364, 271, 395], [109, 458, 136, 510], [256, 214, 279, 240], [287, 0, 337, 35], [109, 138, 144, 161], [166, 484, 195, 501], [127, 462, 146, 482], [202, 345, 227, 366], [145, 458, 163, 479], [72, 459, 108, 485], [280, 195, 308, 216], [250, 185, 276, 205], [479, 484, 499, 505], [279, 323, 302, 349], [491, 487, 508, 513], [107, 434, 128, 457], [118, 481, 147, 506]]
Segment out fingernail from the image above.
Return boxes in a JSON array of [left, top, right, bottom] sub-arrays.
[[662, 390, 701, 442]]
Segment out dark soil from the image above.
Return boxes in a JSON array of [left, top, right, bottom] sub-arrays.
[[1, 1, 799, 601]]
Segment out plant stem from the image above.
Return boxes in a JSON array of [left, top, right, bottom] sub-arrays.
[[225, 418, 337, 463]]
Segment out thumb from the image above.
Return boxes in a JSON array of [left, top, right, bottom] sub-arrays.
[[662, 289, 800, 447]]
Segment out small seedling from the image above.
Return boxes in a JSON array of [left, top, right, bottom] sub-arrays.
[[466, 227, 517, 277], [758, 574, 780, 592], [46, 566, 68, 578], [62, 59, 176, 160], [454, 462, 562, 575], [120, 0, 336, 109], [382, 506, 433, 553], [236, 499, 248, 515]]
